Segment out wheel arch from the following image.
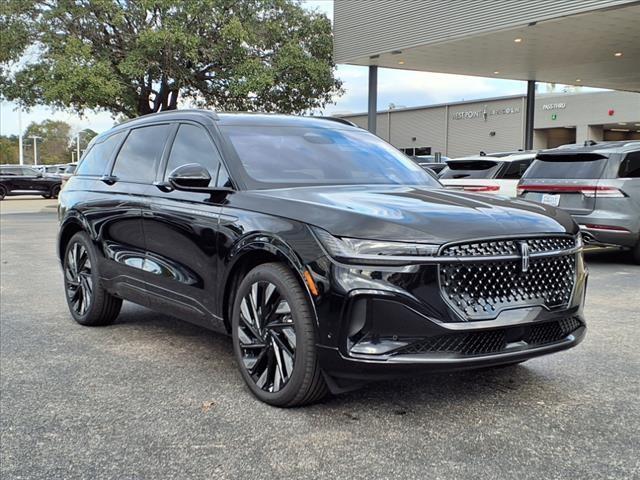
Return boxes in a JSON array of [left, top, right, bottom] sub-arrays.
[[221, 234, 317, 333], [57, 215, 91, 263]]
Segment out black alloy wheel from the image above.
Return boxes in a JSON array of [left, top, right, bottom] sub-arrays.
[[65, 241, 94, 316], [232, 263, 327, 407], [63, 232, 122, 326], [237, 280, 297, 392]]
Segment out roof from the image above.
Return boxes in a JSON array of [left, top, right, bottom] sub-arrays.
[[452, 152, 538, 162], [94, 111, 360, 143], [542, 140, 640, 154]]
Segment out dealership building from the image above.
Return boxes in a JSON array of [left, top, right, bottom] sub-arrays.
[[340, 90, 640, 158]]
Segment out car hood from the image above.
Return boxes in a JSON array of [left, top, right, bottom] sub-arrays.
[[231, 185, 578, 244]]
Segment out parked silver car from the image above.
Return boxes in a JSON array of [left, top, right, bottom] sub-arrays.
[[518, 141, 640, 262]]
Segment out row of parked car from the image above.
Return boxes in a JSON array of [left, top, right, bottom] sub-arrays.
[[415, 140, 640, 261], [0, 163, 77, 200]]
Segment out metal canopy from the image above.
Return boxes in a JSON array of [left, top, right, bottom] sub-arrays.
[[335, 2, 640, 92]]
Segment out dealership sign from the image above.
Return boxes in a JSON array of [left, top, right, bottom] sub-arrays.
[[452, 105, 520, 120], [542, 102, 566, 110]]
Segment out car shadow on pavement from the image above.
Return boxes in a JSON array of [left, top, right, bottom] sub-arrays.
[[110, 302, 563, 410], [584, 248, 636, 266]]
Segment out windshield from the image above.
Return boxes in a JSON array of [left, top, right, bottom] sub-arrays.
[[523, 154, 608, 180], [220, 125, 440, 189], [439, 160, 501, 179]]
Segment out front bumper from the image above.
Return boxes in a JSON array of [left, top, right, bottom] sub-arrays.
[[317, 300, 586, 381], [309, 241, 588, 381]]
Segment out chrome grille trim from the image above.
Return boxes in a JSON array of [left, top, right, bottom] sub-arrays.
[[438, 235, 579, 321]]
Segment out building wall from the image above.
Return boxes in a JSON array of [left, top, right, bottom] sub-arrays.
[[339, 91, 640, 157], [447, 97, 524, 157], [334, 0, 632, 63], [535, 91, 640, 128]]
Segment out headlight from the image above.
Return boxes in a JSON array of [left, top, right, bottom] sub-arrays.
[[311, 227, 439, 265]]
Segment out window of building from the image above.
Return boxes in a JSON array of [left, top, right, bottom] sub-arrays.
[[164, 124, 222, 186], [619, 151, 640, 178], [76, 132, 125, 176], [112, 124, 171, 183], [414, 147, 432, 156]]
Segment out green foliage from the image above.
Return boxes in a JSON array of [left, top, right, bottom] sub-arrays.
[[0, 136, 20, 164], [1, 0, 343, 118], [24, 119, 72, 164]]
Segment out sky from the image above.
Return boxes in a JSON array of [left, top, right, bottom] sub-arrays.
[[0, 0, 582, 137]]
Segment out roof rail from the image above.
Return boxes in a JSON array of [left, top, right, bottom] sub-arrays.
[[314, 116, 360, 128]]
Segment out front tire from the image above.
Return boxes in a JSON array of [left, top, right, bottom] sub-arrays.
[[63, 232, 122, 326], [632, 240, 640, 265], [50, 184, 61, 199], [0, 185, 6, 200], [232, 263, 327, 407]]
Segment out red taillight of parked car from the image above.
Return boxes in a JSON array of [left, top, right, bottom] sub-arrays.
[[461, 185, 501, 192], [517, 185, 625, 198]]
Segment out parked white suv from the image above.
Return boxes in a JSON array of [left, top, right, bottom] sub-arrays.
[[439, 152, 536, 197]]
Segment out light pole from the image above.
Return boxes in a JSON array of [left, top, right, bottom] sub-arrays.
[[75, 130, 88, 161], [18, 110, 24, 165], [29, 136, 42, 165]]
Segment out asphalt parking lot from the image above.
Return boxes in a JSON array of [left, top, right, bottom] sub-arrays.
[[1, 197, 639, 479]]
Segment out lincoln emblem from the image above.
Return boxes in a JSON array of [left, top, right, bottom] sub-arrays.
[[518, 241, 530, 273]]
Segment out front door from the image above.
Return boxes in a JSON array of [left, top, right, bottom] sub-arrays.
[[141, 122, 230, 330]]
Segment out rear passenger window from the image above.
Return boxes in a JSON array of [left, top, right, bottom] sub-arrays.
[[76, 132, 125, 176], [164, 124, 222, 186], [501, 160, 532, 179], [112, 125, 171, 183], [619, 152, 640, 178]]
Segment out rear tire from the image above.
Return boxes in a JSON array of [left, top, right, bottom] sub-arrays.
[[0, 185, 6, 200], [232, 263, 327, 407], [63, 232, 122, 326]]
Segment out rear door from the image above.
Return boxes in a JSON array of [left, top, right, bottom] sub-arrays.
[[94, 123, 173, 305], [517, 152, 609, 215], [16, 167, 42, 191]]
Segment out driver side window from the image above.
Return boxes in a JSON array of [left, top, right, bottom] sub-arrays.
[[165, 124, 223, 186]]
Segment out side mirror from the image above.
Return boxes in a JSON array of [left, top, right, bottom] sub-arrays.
[[168, 163, 212, 190]]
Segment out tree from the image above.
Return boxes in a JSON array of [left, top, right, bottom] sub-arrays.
[[1, 0, 342, 118], [0, 136, 20, 164], [24, 119, 73, 164]]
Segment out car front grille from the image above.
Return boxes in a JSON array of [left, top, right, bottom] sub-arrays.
[[394, 317, 583, 357], [439, 236, 578, 321]]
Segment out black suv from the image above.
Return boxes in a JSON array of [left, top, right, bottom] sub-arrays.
[[0, 165, 62, 200], [58, 110, 588, 407]]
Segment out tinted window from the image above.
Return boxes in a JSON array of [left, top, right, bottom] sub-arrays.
[[619, 151, 640, 178], [76, 132, 125, 176], [112, 125, 171, 183], [523, 154, 608, 180], [0, 167, 19, 176], [500, 160, 532, 179], [221, 126, 439, 189], [440, 161, 500, 179], [165, 124, 221, 186], [21, 167, 39, 176]]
